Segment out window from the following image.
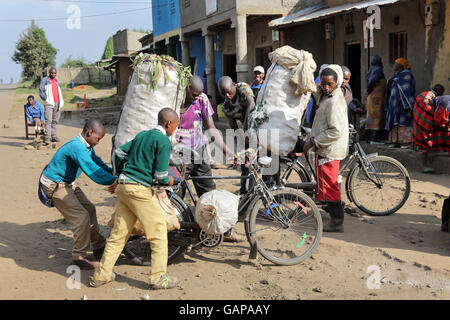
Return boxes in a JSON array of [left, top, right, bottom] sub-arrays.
[[170, 0, 176, 14], [389, 32, 407, 62], [184, 0, 190, 7]]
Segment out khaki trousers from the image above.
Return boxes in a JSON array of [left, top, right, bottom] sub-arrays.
[[42, 182, 106, 260], [93, 183, 168, 285], [44, 103, 60, 139]]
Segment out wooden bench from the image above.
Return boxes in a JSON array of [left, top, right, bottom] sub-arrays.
[[76, 93, 87, 110], [24, 105, 38, 140]]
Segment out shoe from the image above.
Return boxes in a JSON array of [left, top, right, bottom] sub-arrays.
[[223, 230, 247, 243], [72, 257, 99, 270], [149, 274, 179, 290], [93, 246, 105, 260], [322, 201, 344, 233], [323, 220, 344, 232], [89, 272, 116, 288], [43, 138, 51, 145], [51, 137, 60, 142], [422, 167, 435, 174], [40, 135, 46, 140]]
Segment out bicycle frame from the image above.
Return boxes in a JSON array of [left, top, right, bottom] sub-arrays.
[[281, 135, 381, 204], [175, 161, 285, 220]]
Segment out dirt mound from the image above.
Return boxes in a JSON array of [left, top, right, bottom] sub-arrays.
[[73, 85, 94, 91]]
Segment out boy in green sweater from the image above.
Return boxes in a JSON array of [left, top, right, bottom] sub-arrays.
[[91, 108, 180, 290]]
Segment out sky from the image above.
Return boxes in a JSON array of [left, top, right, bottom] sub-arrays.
[[0, 0, 154, 83]]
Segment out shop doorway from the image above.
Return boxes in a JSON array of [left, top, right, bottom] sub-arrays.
[[223, 54, 237, 83], [345, 42, 362, 101], [255, 46, 272, 73]]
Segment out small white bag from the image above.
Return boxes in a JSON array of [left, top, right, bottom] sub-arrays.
[[194, 190, 239, 235]]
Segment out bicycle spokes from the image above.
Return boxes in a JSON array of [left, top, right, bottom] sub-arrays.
[[296, 232, 307, 248]]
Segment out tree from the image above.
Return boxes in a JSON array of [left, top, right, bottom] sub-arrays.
[[101, 36, 114, 60], [60, 55, 91, 68], [12, 21, 57, 86]]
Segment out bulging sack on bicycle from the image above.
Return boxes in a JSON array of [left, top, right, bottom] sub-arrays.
[[249, 46, 316, 156], [111, 53, 191, 175], [194, 190, 239, 235], [155, 189, 181, 232], [107, 189, 180, 234]]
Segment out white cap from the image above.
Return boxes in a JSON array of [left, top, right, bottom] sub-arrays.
[[253, 66, 265, 74]]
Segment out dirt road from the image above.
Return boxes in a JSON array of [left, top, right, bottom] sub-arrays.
[[1, 84, 449, 300]]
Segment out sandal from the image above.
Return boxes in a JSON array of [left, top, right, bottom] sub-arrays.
[[72, 257, 99, 270], [89, 272, 116, 288], [223, 230, 247, 243], [149, 274, 179, 290], [422, 167, 435, 174]]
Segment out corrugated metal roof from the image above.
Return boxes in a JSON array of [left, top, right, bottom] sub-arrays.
[[270, 0, 401, 28], [136, 43, 154, 53], [103, 60, 119, 70]]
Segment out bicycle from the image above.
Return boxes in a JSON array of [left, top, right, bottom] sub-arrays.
[[279, 126, 411, 216], [123, 147, 323, 267]]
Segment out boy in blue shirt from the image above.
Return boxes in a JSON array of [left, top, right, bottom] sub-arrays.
[[25, 95, 45, 137], [40, 120, 117, 269]]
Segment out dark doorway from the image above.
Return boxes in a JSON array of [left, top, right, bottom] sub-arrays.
[[345, 42, 361, 101], [255, 46, 273, 72], [223, 54, 237, 83]]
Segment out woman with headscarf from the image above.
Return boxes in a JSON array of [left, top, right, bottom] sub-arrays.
[[303, 65, 349, 233], [431, 95, 450, 153], [365, 55, 386, 143], [412, 84, 445, 173], [384, 57, 416, 148]]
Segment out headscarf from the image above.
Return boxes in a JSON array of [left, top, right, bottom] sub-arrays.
[[319, 64, 344, 89], [315, 64, 329, 84], [395, 57, 411, 70], [367, 55, 385, 94], [371, 55, 383, 68], [434, 95, 450, 112]]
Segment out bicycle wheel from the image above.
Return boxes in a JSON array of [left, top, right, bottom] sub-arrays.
[[248, 188, 322, 266], [347, 155, 410, 216], [123, 191, 193, 266], [279, 160, 312, 188]]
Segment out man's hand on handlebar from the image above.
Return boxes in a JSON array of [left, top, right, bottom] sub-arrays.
[[303, 139, 314, 154]]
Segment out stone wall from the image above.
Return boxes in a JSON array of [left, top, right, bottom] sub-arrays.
[[56, 67, 115, 85]]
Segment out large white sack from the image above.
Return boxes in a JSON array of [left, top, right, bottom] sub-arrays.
[[112, 54, 191, 172], [194, 190, 239, 235], [253, 46, 316, 156]]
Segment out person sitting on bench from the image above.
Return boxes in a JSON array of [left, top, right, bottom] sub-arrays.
[[25, 95, 45, 137]]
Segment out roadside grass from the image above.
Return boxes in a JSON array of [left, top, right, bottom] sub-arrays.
[[11, 81, 121, 115]]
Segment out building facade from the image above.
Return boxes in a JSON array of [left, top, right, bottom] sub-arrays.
[[107, 29, 147, 96], [178, 0, 299, 106], [152, 0, 182, 61], [270, 0, 449, 101]]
